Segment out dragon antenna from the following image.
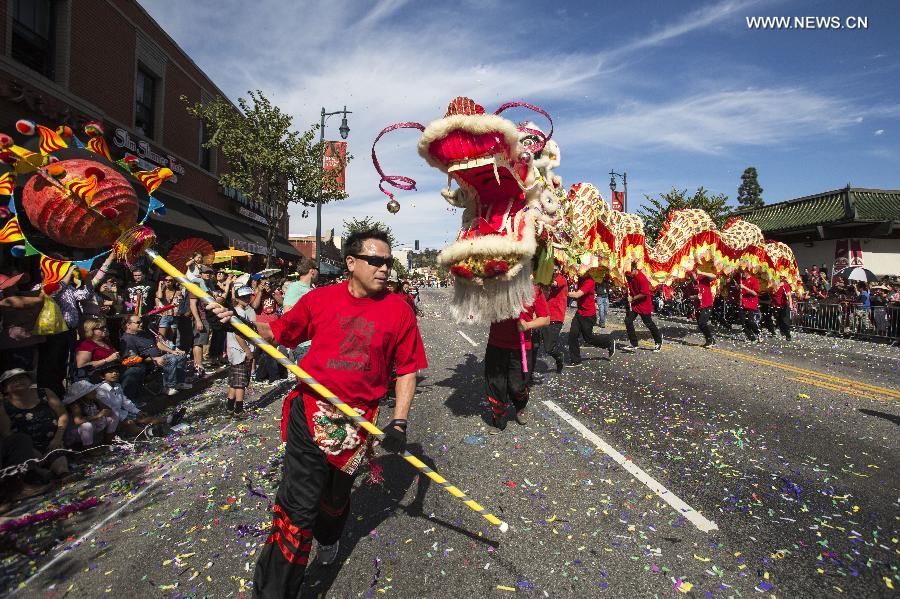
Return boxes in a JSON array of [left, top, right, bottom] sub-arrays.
[[495, 101, 554, 153], [371, 121, 426, 201]]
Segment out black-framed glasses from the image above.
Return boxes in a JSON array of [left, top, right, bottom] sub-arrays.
[[352, 254, 393, 268]]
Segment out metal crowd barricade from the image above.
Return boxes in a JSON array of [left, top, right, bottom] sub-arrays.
[[792, 300, 900, 342]]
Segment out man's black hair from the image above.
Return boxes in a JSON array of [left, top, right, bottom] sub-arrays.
[[343, 228, 392, 261]]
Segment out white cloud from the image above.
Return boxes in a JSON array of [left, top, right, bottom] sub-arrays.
[[874, 129, 885, 135]]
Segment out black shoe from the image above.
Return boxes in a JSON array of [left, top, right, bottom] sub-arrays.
[[490, 412, 507, 431], [168, 406, 187, 426], [608, 340, 617, 358], [231, 406, 247, 420], [702, 339, 716, 348], [554, 358, 564, 374]]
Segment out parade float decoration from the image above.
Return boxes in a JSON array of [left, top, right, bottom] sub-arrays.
[[0, 118, 509, 534], [373, 97, 804, 323]]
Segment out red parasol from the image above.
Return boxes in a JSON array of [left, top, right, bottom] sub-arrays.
[[166, 238, 215, 273]]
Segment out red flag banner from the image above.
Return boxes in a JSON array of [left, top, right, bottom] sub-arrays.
[[323, 141, 347, 192], [832, 238, 864, 283], [611, 191, 625, 212]]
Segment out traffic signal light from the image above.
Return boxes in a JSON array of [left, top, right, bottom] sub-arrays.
[[415, 239, 419, 250]]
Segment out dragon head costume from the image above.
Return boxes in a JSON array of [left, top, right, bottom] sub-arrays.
[[373, 97, 803, 323]]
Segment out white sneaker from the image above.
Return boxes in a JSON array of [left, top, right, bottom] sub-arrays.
[[176, 382, 193, 390], [317, 540, 340, 565], [165, 387, 179, 396], [620, 345, 636, 353]]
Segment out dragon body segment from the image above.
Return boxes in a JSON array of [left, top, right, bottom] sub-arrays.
[[374, 97, 803, 323]]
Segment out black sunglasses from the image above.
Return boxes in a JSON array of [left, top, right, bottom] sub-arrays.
[[352, 254, 393, 268]]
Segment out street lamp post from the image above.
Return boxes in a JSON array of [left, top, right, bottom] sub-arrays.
[[609, 169, 627, 212], [316, 105, 351, 269]]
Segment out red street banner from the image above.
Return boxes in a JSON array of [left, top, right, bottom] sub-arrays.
[[323, 141, 347, 192], [611, 191, 625, 212], [832, 238, 863, 282]]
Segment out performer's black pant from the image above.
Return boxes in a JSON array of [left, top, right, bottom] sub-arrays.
[[568, 314, 613, 364], [776, 306, 792, 339], [624, 310, 662, 347], [760, 306, 777, 335], [542, 321, 564, 365], [742, 309, 761, 341], [485, 344, 531, 417], [696, 307, 715, 343], [254, 399, 354, 599]]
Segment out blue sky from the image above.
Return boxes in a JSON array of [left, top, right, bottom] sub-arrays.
[[138, 0, 900, 249]]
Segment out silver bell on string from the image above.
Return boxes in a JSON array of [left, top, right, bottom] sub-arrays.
[[386, 199, 401, 214]]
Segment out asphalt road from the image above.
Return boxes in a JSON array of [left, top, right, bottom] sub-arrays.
[[3, 288, 898, 598]]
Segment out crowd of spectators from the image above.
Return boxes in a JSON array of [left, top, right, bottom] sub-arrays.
[[0, 250, 326, 510]]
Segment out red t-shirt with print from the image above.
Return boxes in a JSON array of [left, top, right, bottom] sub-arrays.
[[546, 273, 569, 322], [575, 277, 596, 317], [488, 286, 549, 350], [740, 276, 760, 310], [271, 281, 427, 472], [693, 275, 714, 309], [627, 271, 654, 315]]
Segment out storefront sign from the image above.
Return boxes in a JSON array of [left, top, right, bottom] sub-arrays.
[[230, 238, 270, 256], [222, 184, 277, 219], [236, 206, 269, 226], [112, 128, 186, 180]]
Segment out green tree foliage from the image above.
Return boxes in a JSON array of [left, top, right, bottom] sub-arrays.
[[392, 258, 408, 279], [737, 167, 764, 210], [182, 90, 349, 267], [409, 248, 441, 269], [341, 216, 396, 248], [638, 187, 731, 242]]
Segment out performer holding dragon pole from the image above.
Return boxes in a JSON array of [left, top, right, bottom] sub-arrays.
[[621, 262, 663, 352], [567, 268, 616, 367], [689, 269, 717, 347], [221, 229, 428, 598]]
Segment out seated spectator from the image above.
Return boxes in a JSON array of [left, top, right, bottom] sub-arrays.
[[120, 315, 191, 396], [63, 380, 117, 449], [0, 369, 70, 479], [94, 362, 185, 437], [74, 318, 120, 381]]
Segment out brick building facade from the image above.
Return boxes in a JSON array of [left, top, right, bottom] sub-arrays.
[[0, 0, 299, 262]]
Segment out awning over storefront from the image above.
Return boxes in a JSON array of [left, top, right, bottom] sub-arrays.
[[250, 225, 302, 259], [150, 193, 223, 242]]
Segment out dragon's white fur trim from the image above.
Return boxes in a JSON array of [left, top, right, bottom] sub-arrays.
[[417, 114, 521, 172], [437, 212, 538, 265], [450, 263, 534, 323]]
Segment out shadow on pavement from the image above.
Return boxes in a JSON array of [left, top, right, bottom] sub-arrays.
[[859, 408, 900, 426], [302, 443, 499, 598], [436, 354, 484, 418]]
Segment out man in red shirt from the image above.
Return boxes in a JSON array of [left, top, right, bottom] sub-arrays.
[[216, 229, 427, 598], [485, 281, 550, 429], [566, 269, 616, 366], [770, 278, 794, 340], [689, 269, 717, 347], [542, 268, 569, 373], [739, 271, 762, 342], [621, 263, 663, 352]]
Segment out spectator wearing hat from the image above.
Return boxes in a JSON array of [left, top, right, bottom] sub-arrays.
[[63, 380, 117, 448], [0, 369, 71, 479], [226, 286, 256, 418], [0, 270, 45, 374]]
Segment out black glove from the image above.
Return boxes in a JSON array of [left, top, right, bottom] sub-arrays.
[[380, 419, 407, 454]]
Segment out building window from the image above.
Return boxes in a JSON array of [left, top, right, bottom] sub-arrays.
[[135, 67, 157, 139], [11, 0, 56, 79], [199, 121, 212, 171]]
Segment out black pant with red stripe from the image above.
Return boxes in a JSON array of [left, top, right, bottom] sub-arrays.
[[254, 399, 355, 599], [485, 344, 532, 418]]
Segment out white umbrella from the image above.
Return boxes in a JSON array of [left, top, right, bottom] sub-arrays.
[[836, 266, 877, 283]]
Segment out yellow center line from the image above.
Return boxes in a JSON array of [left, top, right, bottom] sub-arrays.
[[788, 377, 886, 402], [603, 322, 899, 400]]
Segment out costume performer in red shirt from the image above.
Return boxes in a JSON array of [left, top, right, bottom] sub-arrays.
[[738, 271, 762, 342], [485, 281, 549, 430], [770, 279, 794, 340], [566, 270, 616, 366], [542, 268, 569, 373], [216, 230, 427, 598], [621, 263, 663, 352], [689, 270, 717, 347]]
